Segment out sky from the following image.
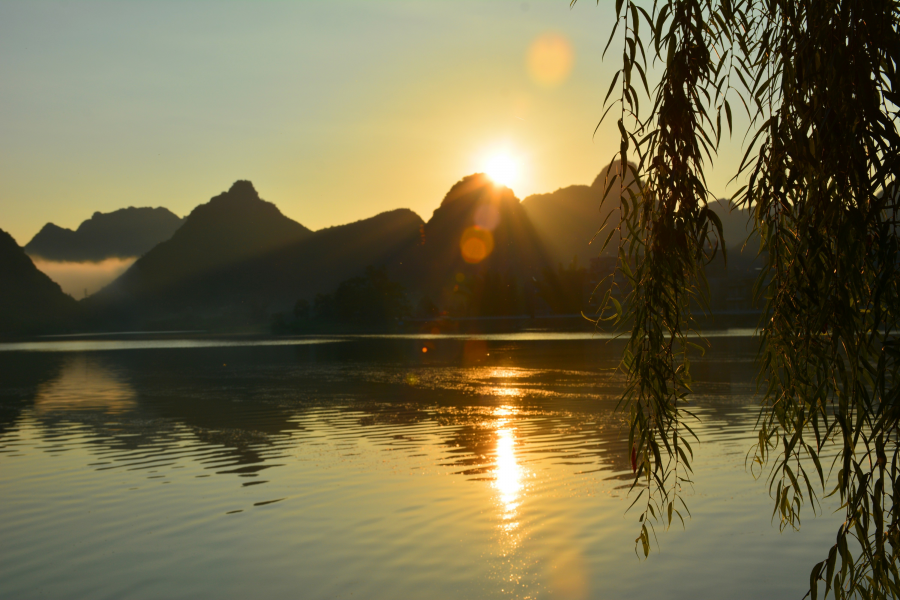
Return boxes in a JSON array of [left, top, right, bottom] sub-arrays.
[[1, 1, 747, 246]]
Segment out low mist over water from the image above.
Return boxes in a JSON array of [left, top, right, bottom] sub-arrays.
[[31, 257, 136, 298]]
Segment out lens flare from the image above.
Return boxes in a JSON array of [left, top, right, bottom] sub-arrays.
[[527, 32, 574, 87], [462, 238, 487, 263], [473, 203, 501, 231], [460, 226, 494, 263]]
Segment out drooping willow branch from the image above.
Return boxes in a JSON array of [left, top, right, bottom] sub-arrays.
[[580, 1, 900, 597]]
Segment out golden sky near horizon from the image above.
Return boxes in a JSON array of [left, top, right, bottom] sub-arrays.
[[0, 1, 749, 246]]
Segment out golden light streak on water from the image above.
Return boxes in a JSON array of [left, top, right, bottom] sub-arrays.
[[494, 406, 515, 418], [493, 406, 525, 529], [489, 368, 522, 379], [492, 387, 524, 398]]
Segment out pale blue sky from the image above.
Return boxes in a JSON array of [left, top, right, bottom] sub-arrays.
[[1, 1, 744, 245]]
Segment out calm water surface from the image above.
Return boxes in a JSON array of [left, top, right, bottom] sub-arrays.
[[0, 334, 839, 599]]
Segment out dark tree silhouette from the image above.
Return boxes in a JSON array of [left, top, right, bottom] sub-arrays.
[[314, 266, 411, 328]]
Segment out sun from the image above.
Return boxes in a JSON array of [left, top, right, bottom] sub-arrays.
[[484, 153, 519, 188]]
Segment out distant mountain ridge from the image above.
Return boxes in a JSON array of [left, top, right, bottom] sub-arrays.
[[86, 175, 554, 326], [7, 164, 765, 333], [86, 181, 424, 325], [520, 160, 636, 267], [25, 206, 184, 262], [0, 228, 78, 334], [522, 161, 759, 267], [91, 181, 312, 308]]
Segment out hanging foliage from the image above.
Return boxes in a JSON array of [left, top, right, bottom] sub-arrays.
[[580, 1, 900, 597]]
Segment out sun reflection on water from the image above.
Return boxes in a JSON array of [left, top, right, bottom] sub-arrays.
[[492, 387, 523, 398], [492, 406, 525, 531], [489, 367, 523, 379], [495, 427, 522, 519], [489, 404, 535, 595]]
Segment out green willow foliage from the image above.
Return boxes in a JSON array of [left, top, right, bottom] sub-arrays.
[[580, 0, 900, 597]]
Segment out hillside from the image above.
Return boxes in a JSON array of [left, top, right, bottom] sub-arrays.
[[94, 180, 311, 304], [522, 161, 761, 267], [0, 228, 79, 334], [25, 206, 184, 262], [521, 160, 637, 267], [399, 173, 553, 314], [247, 208, 424, 304], [51, 171, 768, 330], [87, 181, 422, 325]]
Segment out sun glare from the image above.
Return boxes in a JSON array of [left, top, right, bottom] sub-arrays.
[[485, 154, 519, 188]]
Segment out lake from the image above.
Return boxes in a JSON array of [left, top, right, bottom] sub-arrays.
[[0, 333, 839, 599]]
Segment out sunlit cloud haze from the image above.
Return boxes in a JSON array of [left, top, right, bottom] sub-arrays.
[[31, 257, 136, 298], [1, 1, 748, 246]]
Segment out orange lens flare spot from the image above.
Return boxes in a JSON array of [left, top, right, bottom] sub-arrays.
[[460, 226, 494, 264], [462, 238, 487, 263], [422, 347, 428, 353], [527, 33, 574, 87]]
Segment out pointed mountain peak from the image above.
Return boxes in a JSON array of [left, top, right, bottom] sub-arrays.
[[93, 181, 315, 303], [227, 180, 259, 199], [185, 181, 288, 229], [200, 180, 265, 213], [35, 222, 70, 235], [180, 181, 311, 240]]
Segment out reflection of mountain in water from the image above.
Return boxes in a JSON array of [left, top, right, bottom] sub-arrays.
[[0, 337, 763, 490], [0, 351, 65, 436], [34, 355, 137, 414]]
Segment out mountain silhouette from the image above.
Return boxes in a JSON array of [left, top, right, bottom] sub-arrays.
[[46, 168, 766, 331], [521, 160, 638, 267], [522, 160, 760, 266], [86, 175, 555, 326], [710, 198, 760, 252], [399, 173, 552, 313], [0, 228, 78, 334], [25, 206, 184, 262], [421, 175, 547, 273], [244, 208, 423, 305], [87, 182, 421, 325], [89, 181, 311, 309]]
